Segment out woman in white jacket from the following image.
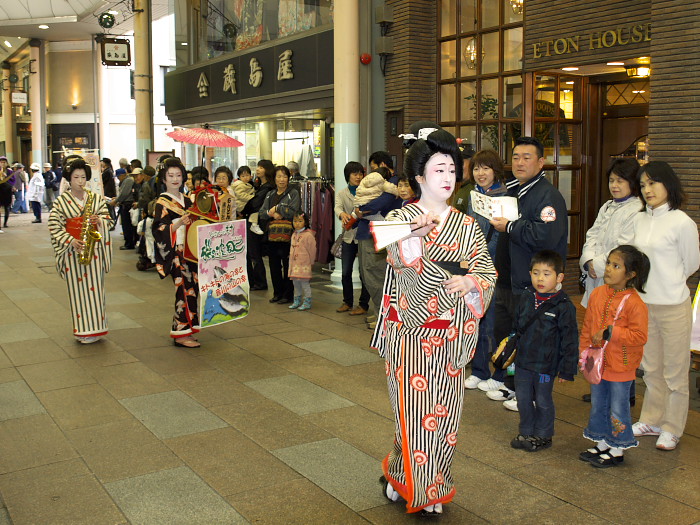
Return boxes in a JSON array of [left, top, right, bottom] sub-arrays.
[[631, 161, 699, 451], [27, 163, 46, 223], [579, 158, 642, 306]]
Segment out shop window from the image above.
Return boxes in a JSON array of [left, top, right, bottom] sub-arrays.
[[503, 0, 524, 25], [438, 1, 523, 161]]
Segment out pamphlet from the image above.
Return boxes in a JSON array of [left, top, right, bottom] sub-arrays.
[[470, 192, 519, 221]]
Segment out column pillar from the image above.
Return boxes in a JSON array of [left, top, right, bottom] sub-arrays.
[[29, 39, 45, 166], [331, 0, 360, 286], [258, 120, 275, 161], [134, 0, 154, 163], [1, 63, 14, 163], [96, 39, 110, 159]]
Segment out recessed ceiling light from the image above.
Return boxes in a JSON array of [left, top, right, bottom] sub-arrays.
[[38, 24, 49, 29], [108, 10, 119, 15], [3, 41, 12, 48], [181, 42, 188, 46], [565, 81, 575, 85], [561, 67, 579, 71], [607, 62, 624, 66], [632, 90, 646, 94]]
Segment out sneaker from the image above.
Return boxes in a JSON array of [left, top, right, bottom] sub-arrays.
[[464, 375, 484, 390], [510, 434, 532, 449], [250, 223, 264, 235], [503, 398, 519, 411], [632, 422, 661, 437], [477, 378, 504, 392], [524, 436, 552, 452], [486, 388, 515, 401], [656, 431, 679, 451]]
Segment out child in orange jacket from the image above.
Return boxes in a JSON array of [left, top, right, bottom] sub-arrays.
[[579, 245, 650, 468]]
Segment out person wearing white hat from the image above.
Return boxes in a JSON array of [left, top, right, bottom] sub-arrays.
[[28, 162, 45, 223], [43, 162, 57, 211]]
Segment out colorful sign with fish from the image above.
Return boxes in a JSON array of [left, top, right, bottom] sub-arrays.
[[197, 219, 249, 327]]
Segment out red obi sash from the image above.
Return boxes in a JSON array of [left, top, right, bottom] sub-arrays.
[[387, 306, 451, 329], [66, 217, 84, 240]]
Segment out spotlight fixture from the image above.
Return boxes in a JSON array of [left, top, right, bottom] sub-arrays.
[[72, 104, 78, 110], [626, 65, 651, 78], [38, 25, 49, 29]]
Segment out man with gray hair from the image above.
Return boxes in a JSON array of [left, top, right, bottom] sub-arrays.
[[287, 160, 301, 179]]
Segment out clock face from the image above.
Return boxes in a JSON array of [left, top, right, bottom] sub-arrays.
[[8, 74, 18, 84], [98, 13, 115, 29]]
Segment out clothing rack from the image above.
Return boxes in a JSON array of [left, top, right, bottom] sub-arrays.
[[290, 178, 335, 263]]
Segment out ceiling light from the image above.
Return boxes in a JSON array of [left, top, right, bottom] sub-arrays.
[[632, 90, 646, 94], [38, 24, 49, 29], [565, 81, 574, 85], [626, 65, 651, 78], [607, 62, 624, 66], [3, 41, 12, 48], [108, 10, 119, 15], [561, 67, 578, 71], [181, 42, 188, 46]]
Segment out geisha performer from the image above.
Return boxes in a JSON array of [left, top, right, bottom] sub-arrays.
[[48, 159, 114, 343], [371, 128, 496, 517], [152, 158, 200, 348]]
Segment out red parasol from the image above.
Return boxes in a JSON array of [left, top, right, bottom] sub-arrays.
[[167, 124, 243, 166], [167, 126, 243, 148]]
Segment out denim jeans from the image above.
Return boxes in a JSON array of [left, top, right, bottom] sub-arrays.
[[584, 379, 638, 449], [469, 301, 504, 381], [514, 367, 555, 438], [340, 241, 370, 309]]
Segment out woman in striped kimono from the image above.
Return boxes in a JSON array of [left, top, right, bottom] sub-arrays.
[[371, 129, 496, 517], [152, 158, 200, 348], [48, 159, 114, 344]]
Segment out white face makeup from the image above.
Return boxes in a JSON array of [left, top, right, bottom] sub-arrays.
[[416, 152, 456, 203], [165, 166, 183, 192], [70, 169, 87, 193]]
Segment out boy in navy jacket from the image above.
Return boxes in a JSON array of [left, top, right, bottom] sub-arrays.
[[510, 250, 578, 452]]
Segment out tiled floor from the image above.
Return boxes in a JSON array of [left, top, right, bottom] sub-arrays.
[[0, 211, 699, 524]]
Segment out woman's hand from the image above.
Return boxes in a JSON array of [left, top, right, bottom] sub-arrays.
[[272, 212, 283, 220], [268, 206, 277, 217], [586, 261, 597, 279], [175, 213, 192, 229], [89, 214, 100, 226], [70, 238, 85, 252], [442, 275, 476, 297], [339, 212, 352, 226], [410, 212, 440, 237]]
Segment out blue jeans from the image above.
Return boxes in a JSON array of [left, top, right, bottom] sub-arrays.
[[11, 189, 27, 213], [584, 379, 638, 449], [514, 367, 555, 438], [470, 301, 504, 381], [340, 241, 369, 309]]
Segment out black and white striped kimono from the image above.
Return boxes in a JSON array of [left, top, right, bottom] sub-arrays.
[[48, 191, 114, 338], [370, 204, 496, 513]]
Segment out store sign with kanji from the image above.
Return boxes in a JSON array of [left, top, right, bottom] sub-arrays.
[[100, 38, 132, 67]]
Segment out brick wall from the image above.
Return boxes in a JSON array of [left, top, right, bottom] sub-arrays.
[[524, 0, 651, 70], [384, 1, 437, 127]]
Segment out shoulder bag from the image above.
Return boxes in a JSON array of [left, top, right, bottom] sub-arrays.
[[492, 300, 557, 369], [579, 294, 630, 384]]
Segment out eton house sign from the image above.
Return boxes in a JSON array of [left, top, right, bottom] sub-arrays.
[[196, 49, 294, 99]]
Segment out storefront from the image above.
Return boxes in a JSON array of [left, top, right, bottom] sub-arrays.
[[165, 8, 334, 178], [424, 1, 700, 290]]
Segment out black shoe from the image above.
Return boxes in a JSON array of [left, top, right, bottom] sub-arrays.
[[582, 393, 591, 403], [589, 452, 623, 468], [510, 434, 533, 450], [119, 245, 135, 250], [251, 284, 268, 291], [31, 219, 41, 223], [277, 297, 292, 305], [269, 296, 281, 303], [524, 436, 552, 452], [579, 445, 606, 462]]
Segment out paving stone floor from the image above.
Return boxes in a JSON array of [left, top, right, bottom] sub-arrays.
[[0, 212, 699, 524]]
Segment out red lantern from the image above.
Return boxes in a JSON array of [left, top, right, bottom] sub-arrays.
[[360, 53, 372, 65]]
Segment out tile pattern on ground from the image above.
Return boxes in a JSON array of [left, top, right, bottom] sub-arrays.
[[245, 374, 355, 415]]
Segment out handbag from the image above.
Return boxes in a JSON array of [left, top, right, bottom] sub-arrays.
[[579, 294, 631, 384], [267, 219, 293, 242], [492, 300, 557, 369], [330, 233, 343, 258]]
